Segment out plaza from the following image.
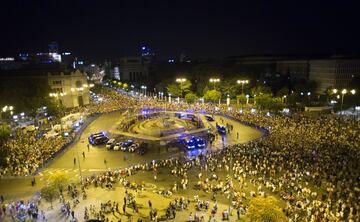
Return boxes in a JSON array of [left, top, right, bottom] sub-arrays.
[[0, 104, 265, 221]]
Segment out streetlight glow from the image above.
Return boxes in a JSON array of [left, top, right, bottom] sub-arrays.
[[176, 78, 187, 98], [237, 79, 249, 94], [209, 78, 220, 90]]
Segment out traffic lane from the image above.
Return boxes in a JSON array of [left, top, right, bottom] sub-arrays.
[[207, 114, 263, 144]]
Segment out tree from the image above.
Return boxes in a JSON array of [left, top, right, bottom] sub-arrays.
[[0, 123, 11, 167], [236, 94, 247, 104], [41, 184, 60, 209], [48, 172, 69, 192], [166, 83, 182, 97], [204, 90, 221, 103], [185, 92, 198, 103], [247, 196, 287, 222], [219, 79, 239, 97], [255, 93, 272, 109], [166, 80, 192, 97], [250, 85, 272, 97], [276, 87, 289, 97], [0, 123, 11, 143]]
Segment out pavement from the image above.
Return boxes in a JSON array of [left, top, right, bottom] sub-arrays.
[[0, 110, 263, 221]]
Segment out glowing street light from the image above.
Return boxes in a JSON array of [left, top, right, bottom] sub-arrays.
[[209, 78, 220, 90], [237, 79, 249, 94], [176, 78, 187, 98], [333, 88, 356, 114], [141, 85, 147, 96]]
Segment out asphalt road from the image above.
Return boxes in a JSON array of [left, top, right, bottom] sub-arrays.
[[0, 111, 263, 199]]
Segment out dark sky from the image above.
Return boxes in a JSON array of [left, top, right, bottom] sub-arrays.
[[1, 0, 359, 60]]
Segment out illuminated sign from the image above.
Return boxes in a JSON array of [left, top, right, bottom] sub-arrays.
[[0, 57, 15, 61]]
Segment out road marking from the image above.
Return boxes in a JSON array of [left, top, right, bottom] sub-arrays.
[[88, 169, 105, 172]]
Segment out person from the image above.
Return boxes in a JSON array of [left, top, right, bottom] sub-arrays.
[[82, 151, 85, 159], [148, 200, 152, 208], [236, 132, 239, 140], [87, 143, 90, 151], [74, 157, 76, 165]]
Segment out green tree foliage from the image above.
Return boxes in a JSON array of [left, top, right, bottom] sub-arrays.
[[0, 78, 57, 116], [0, 123, 11, 143], [251, 85, 272, 97], [185, 92, 198, 103], [166, 80, 192, 97], [0, 124, 11, 167], [276, 86, 289, 97], [48, 172, 69, 192], [219, 79, 241, 97], [236, 94, 247, 104], [41, 184, 60, 208], [247, 196, 287, 222], [204, 90, 221, 102]]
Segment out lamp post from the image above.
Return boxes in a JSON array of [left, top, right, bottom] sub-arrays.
[[226, 94, 230, 106], [209, 78, 220, 90], [176, 78, 187, 98], [333, 88, 356, 114], [237, 80, 249, 94], [141, 85, 147, 97], [168, 93, 172, 103], [1, 105, 14, 120]]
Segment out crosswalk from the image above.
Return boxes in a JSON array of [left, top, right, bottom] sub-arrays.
[[37, 168, 106, 181]]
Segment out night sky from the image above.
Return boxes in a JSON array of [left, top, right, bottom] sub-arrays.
[[1, 0, 359, 60]]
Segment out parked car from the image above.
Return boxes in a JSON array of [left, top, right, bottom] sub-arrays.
[[113, 142, 123, 151], [88, 132, 108, 145], [121, 139, 134, 151], [128, 143, 140, 152], [106, 139, 116, 149]]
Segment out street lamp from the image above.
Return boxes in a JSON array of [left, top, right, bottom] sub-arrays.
[[333, 88, 356, 114], [237, 80, 249, 94], [176, 78, 187, 98], [209, 78, 220, 90], [141, 85, 147, 96], [1, 105, 14, 120], [168, 93, 172, 103]]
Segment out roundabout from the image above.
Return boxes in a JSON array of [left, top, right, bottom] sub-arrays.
[[112, 111, 210, 141], [0, 109, 264, 203], [46, 110, 264, 173]]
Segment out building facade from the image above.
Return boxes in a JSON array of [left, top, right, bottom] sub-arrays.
[[48, 69, 90, 108], [276, 60, 309, 80], [309, 59, 360, 93], [119, 57, 149, 83]]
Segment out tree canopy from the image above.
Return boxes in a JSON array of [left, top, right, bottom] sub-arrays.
[[204, 90, 221, 102], [247, 196, 287, 222]]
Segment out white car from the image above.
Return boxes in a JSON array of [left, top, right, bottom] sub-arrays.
[[128, 143, 139, 152], [113, 142, 123, 151], [106, 139, 116, 149]]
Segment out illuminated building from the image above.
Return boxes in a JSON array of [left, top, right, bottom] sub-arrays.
[[48, 70, 90, 107]]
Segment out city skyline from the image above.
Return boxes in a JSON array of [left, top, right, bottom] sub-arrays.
[[1, 0, 360, 60]]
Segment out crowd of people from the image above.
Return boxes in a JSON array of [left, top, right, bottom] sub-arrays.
[[0, 129, 73, 176], [1, 85, 360, 221]]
